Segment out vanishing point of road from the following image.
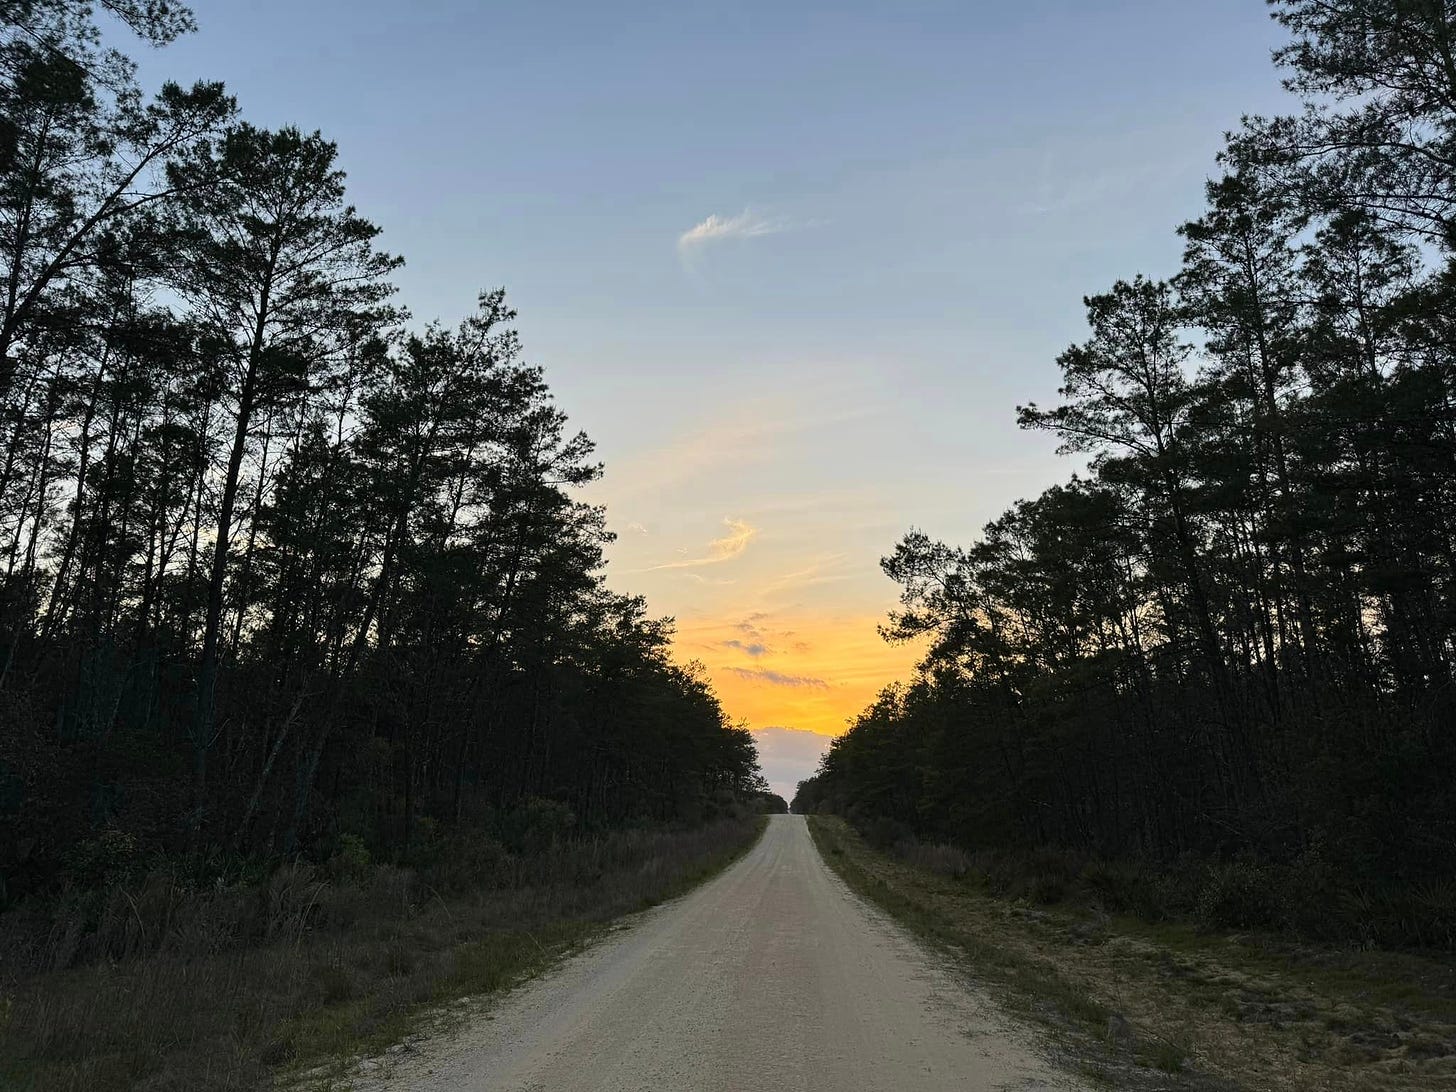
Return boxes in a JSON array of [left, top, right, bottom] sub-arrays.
[[355, 815, 1086, 1091]]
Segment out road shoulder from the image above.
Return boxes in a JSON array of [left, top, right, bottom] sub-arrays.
[[807, 816, 1456, 1091], [291, 816, 769, 1091]]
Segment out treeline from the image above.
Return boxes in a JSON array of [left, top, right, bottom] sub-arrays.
[[798, 0, 1456, 943], [0, 1, 762, 902]]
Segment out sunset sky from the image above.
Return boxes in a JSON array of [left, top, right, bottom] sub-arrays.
[[141, 1, 1291, 798]]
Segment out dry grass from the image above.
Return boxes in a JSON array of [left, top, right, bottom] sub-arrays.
[[0, 818, 764, 1091], [810, 816, 1456, 1091]]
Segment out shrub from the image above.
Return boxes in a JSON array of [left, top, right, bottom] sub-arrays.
[[1077, 857, 1195, 921], [1194, 860, 1288, 932], [326, 833, 371, 884], [973, 846, 1082, 905], [257, 861, 327, 941], [62, 830, 140, 889], [500, 797, 575, 855], [856, 815, 915, 851], [1078, 858, 1141, 912], [901, 842, 972, 878], [421, 830, 509, 894], [1405, 880, 1456, 950]]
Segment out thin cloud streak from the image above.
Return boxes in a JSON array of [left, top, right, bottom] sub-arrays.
[[723, 666, 830, 690], [639, 517, 757, 572], [677, 208, 790, 251]]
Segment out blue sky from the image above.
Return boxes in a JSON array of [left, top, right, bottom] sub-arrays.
[[137, 1, 1293, 798]]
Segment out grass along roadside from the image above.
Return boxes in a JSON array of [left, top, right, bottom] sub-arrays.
[[1, 817, 766, 1092], [808, 816, 1210, 1090], [808, 816, 1456, 1091]]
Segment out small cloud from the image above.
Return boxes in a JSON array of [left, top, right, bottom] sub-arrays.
[[733, 612, 771, 641], [626, 521, 649, 536], [677, 209, 791, 253], [723, 639, 769, 658], [723, 666, 829, 690], [644, 518, 757, 572]]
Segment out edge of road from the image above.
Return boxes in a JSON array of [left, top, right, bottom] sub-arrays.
[[289, 815, 771, 1091], [806, 815, 1233, 1092]]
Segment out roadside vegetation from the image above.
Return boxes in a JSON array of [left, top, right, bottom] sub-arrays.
[[0, 812, 765, 1091], [811, 816, 1456, 1091]]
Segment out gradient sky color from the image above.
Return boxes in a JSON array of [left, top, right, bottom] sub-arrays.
[[136, 1, 1293, 798]]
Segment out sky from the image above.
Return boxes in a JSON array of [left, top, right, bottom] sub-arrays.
[[134, 1, 1293, 800]]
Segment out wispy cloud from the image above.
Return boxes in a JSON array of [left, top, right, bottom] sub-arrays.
[[643, 518, 757, 572], [758, 553, 851, 602], [677, 209, 791, 253], [592, 399, 878, 506], [723, 666, 830, 690], [733, 612, 771, 643]]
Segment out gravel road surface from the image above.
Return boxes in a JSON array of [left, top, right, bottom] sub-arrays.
[[354, 814, 1084, 1091]]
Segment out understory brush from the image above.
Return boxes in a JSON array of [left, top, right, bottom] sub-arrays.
[[0, 817, 763, 1092], [850, 817, 1456, 953]]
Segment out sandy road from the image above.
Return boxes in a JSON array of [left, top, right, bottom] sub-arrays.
[[355, 815, 1084, 1091]]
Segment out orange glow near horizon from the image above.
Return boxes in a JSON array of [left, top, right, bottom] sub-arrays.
[[673, 613, 923, 737], [586, 393, 944, 745]]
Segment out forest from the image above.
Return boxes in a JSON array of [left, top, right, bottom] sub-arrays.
[[796, 0, 1456, 949], [0, 0, 766, 911]]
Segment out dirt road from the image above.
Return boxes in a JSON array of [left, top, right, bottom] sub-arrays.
[[355, 815, 1084, 1091]]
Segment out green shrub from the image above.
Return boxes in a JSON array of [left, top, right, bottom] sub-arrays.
[[500, 797, 575, 855], [1079, 858, 1141, 911], [62, 830, 139, 889], [423, 830, 509, 894], [1194, 860, 1287, 932], [974, 846, 1081, 904], [856, 815, 915, 851], [326, 834, 371, 884]]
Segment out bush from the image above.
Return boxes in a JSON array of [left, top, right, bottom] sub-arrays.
[[1078, 858, 1139, 911], [973, 846, 1082, 905], [1330, 880, 1456, 950], [326, 834, 371, 884], [1194, 860, 1288, 932], [1077, 857, 1196, 922], [855, 814, 915, 851], [257, 861, 328, 941], [62, 830, 140, 889], [421, 830, 509, 894], [901, 842, 972, 878], [499, 797, 575, 855]]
